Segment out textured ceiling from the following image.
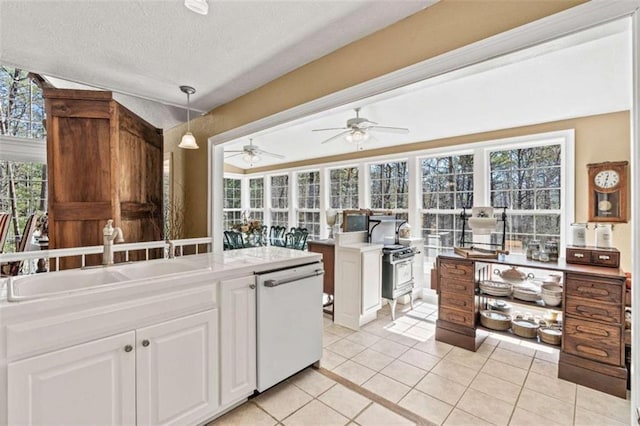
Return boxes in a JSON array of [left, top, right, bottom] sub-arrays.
[[0, 0, 432, 120]]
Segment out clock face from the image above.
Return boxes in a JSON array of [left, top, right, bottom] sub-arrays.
[[594, 170, 619, 189]]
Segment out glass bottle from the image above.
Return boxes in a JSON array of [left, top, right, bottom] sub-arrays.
[[526, 240, 540, 260]]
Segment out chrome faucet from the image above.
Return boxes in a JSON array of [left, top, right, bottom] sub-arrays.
[[165, 239, 175, 259], [103, 219, 124, 265]]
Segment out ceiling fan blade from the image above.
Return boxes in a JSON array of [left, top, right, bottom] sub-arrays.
[[312, 126, 348, 132], [255, 148, 285, 159], [367, 125, 409, 134], [224, 152, 244, 159], [320, 130, 351, 144]]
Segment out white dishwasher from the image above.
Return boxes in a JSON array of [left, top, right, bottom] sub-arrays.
[[255, 261, 324, 392]]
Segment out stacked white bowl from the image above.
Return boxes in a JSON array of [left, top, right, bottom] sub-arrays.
[[540, 283, 562, 307]]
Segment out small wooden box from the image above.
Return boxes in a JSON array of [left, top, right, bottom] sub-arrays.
[[566, 245, 620, 268]]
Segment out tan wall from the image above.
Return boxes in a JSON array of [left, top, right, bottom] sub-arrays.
[[163, 1, 586, 237], [246, 111, 632, 271]]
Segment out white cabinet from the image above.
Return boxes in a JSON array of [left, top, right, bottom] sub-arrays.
[[137, 310, 219, 425], [8, 331, 137, 426], [361, 249, 383, 315], [220, 275, 256, 407], [8, 310, 219, 426], [334, 243, 383, 331]]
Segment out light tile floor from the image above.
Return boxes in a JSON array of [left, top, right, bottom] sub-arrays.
[[212, 300, 631, 425]]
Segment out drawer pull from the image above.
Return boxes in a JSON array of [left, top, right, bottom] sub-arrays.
[[597, 255, 610, 260], [448, 269, 466, 275], [576, 305, 608, 318], [576, 324, 610, 337], [577, 286, 609, 297], [573, 253, 585, 258], [575, 344, 608, 358]]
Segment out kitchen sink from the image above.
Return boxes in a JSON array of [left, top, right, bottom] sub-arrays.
[[7, 268, 129, 302], [112, 258, 203, 280], [6, 259, 204, 302]]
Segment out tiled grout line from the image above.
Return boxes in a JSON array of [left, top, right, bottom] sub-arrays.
[[317, 367, 435, 426]]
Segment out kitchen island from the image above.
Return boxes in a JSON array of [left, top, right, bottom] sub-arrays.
[[0, 247, 322, 426]]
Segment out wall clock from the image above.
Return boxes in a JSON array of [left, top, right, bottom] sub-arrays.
[[587, 161, 628, 223]]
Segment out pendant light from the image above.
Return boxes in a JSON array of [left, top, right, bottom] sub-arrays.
[[178, 85, 199, 149]]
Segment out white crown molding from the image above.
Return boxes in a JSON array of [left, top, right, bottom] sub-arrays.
[[209, 0, 640, 147]]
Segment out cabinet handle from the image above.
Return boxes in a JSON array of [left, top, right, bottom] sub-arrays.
[[124, 345, 133, 353], [573, 253, 584, 258], [142, 339, 150, 347], [249, 284, 256, 289], [598, 255, 610, 260]]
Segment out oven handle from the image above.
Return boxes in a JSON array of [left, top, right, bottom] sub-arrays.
[[264, 269, 325, 287]]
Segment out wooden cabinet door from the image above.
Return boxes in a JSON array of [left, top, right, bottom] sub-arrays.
[[361, 250, 382, 315], [8, 331, 136, 426], [136, 310, 218, 426], [220, 275, 257, 407]]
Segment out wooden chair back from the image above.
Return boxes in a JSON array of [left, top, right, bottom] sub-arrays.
[[0, 212, 10, 253]]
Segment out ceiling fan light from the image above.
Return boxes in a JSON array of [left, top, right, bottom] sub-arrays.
[[243, 152, 260, 166], [184, 0, 208, 15], [178, 132, 199, 149], [346, 129, 368, 144]]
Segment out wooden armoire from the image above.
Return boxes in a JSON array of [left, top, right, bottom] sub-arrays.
[[43, 89, 163, 268]]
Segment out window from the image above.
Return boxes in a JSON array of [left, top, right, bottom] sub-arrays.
[[249, 177, 264, 223], [297, 171, 320, 238], [369, 161, 408, 219], [329, 167, 359, 209], [270, 175, 288, 228], [1, 67, 47, 252], [421, 154, 474, 251], [223, 178, 242, 229], [489, 144, 562, 252], [1, 67, 45, 139]]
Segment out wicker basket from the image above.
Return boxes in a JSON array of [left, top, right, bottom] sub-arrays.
[[480, 310, 511, 331], [538, 327, 562, 345], [511, 319, 540, 338]]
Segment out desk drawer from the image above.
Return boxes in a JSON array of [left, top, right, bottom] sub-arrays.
[[439, 306, 475, 327], [563, 317, 622, 366], [439, 260, 474, 282], [591, 250, 620, 268], [565, 275, 623, 304], [565, 297, 622, 324], [440, 291, 474, 313], [439, 278, 475, 296]]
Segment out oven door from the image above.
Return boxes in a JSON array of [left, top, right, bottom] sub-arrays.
[[395, 259, 414, 286]]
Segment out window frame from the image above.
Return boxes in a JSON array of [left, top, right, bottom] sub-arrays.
[[295, 169, 321, 239]]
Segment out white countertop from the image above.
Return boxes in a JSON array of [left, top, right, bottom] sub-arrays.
[[338, 242, 384, 252], [0, 247, 322, 305]]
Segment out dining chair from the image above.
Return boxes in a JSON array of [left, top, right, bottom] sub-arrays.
[[286, 227, 309, 250], [1, 213, 39, 276], [0, 212, 10, 253], [269, 226, 287, 247], [223, 230, 245, 250]]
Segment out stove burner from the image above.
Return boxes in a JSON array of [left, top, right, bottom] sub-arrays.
[[382, 244, 406, 252]]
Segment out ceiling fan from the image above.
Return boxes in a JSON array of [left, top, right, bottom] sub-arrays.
[[312, 107, 409, 150], [225, 138, 284, 167]]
